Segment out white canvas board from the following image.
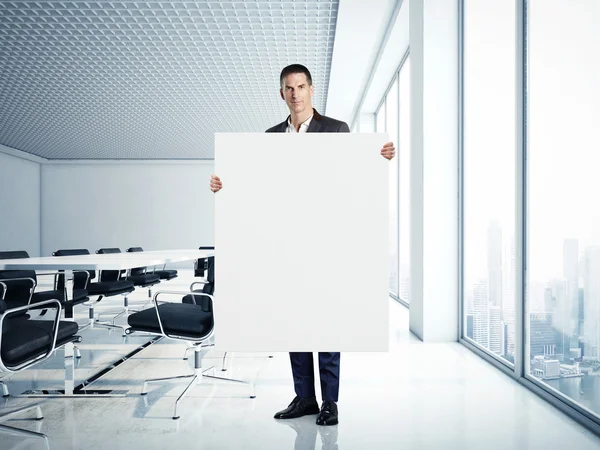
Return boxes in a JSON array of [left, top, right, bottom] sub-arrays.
[[214, 132, 389, 352]]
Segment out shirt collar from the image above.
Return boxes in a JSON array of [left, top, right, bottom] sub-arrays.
[[287, 114, 314, 133]]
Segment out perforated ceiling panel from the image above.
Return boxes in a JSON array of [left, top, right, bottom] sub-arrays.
[[0, 1, 338, 159]]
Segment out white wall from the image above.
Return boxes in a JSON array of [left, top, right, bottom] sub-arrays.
[[0, 149, 41, 256], [40, 161, 215, 258]]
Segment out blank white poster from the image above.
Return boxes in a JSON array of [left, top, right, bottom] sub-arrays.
[[214, 133, 389, 352]]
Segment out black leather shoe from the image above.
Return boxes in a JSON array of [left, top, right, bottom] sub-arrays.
[[274, 396, 320, 419], [316, 401, 338, 426]]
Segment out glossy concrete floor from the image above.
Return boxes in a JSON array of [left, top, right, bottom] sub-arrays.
[[1, 272, 600, 450]]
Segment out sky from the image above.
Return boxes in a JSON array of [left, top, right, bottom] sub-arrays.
[[463, 0, 600, 284]]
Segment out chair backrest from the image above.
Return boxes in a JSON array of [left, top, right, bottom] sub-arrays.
[[195, 246, 214, 277], [206, 256, 215, 284], [96, 248, 122, 281], [184, 282, 215, 312], [53, 248, 95, 288], [199, 260, 215, 311], [0, 250, 36, 305], [200, 282, 215, 312], [126, 247, 145, 276]]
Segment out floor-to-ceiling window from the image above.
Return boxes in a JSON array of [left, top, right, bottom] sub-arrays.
[[462, 0, 516, 365], [526, 0, 600, 420], [398, 57, 410, 304], [386, 77, 399, 297], [376, 96, 397, 296], [374, 57, 410, 304]]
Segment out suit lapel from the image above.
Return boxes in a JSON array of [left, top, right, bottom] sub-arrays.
[[275, 119, 288, 133], [306, 108, 322, 133]]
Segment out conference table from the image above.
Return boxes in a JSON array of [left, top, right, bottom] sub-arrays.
[[0, 249, 214, 397]]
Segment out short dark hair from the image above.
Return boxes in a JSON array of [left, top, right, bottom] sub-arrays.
[[280, 64, 313, 89]]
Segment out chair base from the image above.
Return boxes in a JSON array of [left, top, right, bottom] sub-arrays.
[[182, 348, 273, 371], [1, 381, 9, 397], [93, 320, 129, 336], [141, 346, 255, 419], [96, 296, 143, 325], [0, 404, 50, 449]]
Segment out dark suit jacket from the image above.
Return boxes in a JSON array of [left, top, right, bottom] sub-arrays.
[[265, 108, 350, 133]]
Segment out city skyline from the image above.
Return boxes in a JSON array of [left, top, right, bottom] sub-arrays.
[[466, 219, 599, 407]]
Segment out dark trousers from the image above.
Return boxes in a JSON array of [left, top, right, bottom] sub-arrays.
[[290, 352, 340, 402]]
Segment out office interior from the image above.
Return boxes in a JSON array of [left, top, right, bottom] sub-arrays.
[[1, 1, 600, 449]]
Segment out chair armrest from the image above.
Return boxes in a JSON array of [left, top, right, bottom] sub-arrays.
[[151, 290, 215, 341], [0, 298, 62, 373], [189, 281, 207, 291]]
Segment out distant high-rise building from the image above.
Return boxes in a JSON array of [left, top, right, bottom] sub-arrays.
[[544, 287, 554, 313], [501, 321, 508, 357], [489, 305, 502, 354], [530, 312, 556, 357], [467, 315, 474, 339], [529, 282, 548, 313], [466, 290, 474, 316], [583, 247, 600, 357], [488, 221, 503, 310], [550, 279, 568, 358], [502, 237, 516, 355], [578, 288, 584, 341], [473, 281, 489, 349], [563, 239, 580, 350]]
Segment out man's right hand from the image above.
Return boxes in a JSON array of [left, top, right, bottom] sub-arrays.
[[210, 174, 222, 193]]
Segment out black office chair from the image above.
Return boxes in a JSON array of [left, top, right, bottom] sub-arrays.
[[94, 248, 161, 327], [0, 250, 89, 311], [126, 247, 178, 281], [184, 257, 271, 369], [182, 257, 216, 362], [184, 256, 215, 312], [194, 246, 214, 278], [96, 248, 161, 290], [53, 249, 135, 332], [125, 286, 254, 420], [0, 280, 80, 446]]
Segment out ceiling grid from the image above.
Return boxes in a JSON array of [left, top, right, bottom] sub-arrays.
[[0, 1, 338, 159]]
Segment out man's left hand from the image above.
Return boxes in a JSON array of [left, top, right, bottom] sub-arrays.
[[381, 141, 395, 160]]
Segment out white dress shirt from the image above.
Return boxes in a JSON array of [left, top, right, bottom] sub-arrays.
[[286, 114, 313, 133]]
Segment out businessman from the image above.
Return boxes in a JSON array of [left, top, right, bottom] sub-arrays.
[[210, 64, 395, 426]]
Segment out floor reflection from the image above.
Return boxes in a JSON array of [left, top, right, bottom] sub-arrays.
[[277, 417, 339, 450]]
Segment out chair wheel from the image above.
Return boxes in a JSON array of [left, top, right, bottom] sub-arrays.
[[250, 395, 256, 399], [140, 392, 147, 396], [35, 417, 44, 421], [173, 416, 180, 420]]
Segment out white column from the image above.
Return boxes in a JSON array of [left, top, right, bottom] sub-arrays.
[[359, 112, 375, 133], [409, 0, 459, 342]]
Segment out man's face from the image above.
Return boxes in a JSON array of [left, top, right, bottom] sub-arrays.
[[280, 73, 314, 115]]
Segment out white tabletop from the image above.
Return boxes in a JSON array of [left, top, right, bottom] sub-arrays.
[[140, 249, 214, 264], [0, 249, 214, 271]]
